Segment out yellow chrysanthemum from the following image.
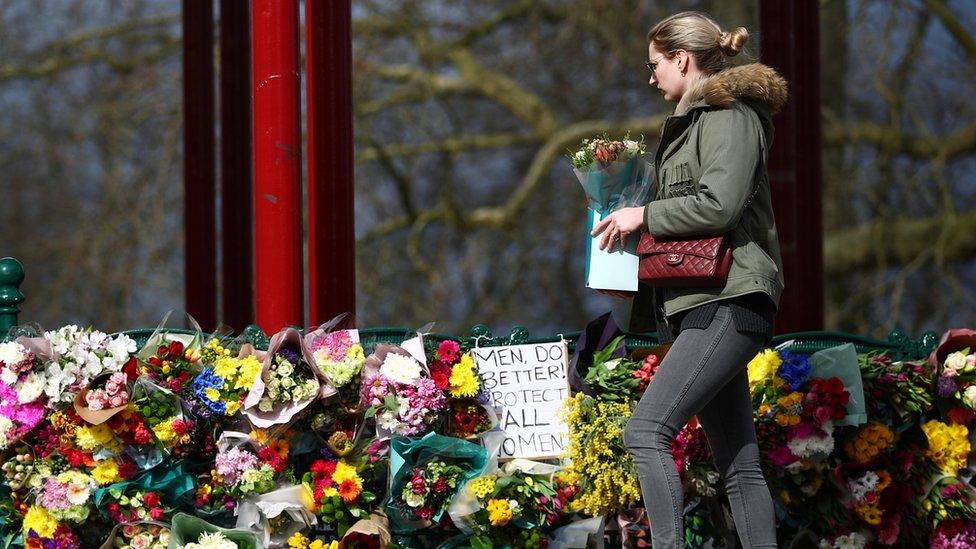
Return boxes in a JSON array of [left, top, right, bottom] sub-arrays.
[[469, 475, 497, 499], [747, 349, 782, 391], [74, 426, 100, 451], [346, 344, 365, 361], [225, 401, 241, 416], [23, 505, 57, 537], [486, 498, 512, 526], [152, 418, 177, 444], [236, 356, 263, 389], [213, 357, 239, 380], [204, 387, 221, 402], [448, 354, 480, 398], [923, 420, 971, 475], [90, 459, 120, 485]]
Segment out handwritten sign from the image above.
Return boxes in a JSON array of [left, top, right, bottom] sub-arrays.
[[473, 341, 571, 460]]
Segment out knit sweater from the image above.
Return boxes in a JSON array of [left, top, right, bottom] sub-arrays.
[[652, 289, 776, 345]]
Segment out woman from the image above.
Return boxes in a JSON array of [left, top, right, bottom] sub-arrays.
[[591, 11, 788, 549]]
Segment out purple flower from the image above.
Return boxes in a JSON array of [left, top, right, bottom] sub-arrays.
[[276, 347, 300, 364], [937, 375, 958, 398]]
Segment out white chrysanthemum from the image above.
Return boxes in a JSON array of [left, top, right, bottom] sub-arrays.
[[0, 368, 17, 386], [184, 531, 237, 549], [377, 410, 400, 432], [0, 342, 27, 369], [16, 373, 45, 404], [380, 353, 421, 384], [788, 426, 835, 458], [0, 416, 14, 448]]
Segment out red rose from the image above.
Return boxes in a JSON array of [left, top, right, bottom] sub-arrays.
[[107, 503, 121, 514], [143, 492, 160, 507], [150, 506, 165, 520]]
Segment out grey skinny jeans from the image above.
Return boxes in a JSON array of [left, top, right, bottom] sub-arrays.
[[623, 303, 777, 548]]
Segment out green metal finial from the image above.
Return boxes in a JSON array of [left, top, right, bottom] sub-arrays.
[[0, 257, 25, 338]]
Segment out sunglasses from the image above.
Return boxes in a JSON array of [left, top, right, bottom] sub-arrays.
[[645, 50, 678, 74]]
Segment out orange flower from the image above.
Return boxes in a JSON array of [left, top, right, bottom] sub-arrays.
[[338, 478, 361, 503]]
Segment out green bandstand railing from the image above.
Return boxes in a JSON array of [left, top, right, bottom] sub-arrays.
[[0, 257, 940, 361]]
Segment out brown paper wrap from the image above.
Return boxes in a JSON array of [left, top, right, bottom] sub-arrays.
[[72, 372, 131, 425]]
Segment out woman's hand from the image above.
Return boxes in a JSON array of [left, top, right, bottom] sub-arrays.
[[591, 206, 645, 252]]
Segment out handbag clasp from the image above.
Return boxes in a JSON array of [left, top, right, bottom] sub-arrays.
[[666, 253, 682, 265]]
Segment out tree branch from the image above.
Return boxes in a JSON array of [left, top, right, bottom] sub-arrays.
[[824, 211, 976, 274]]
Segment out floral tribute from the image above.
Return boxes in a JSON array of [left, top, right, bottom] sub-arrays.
[[1, 317, 976, 549]]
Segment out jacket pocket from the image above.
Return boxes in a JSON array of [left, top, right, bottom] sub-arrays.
[[662, 161, 696, 198]]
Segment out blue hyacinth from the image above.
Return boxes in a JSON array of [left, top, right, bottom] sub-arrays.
[[192, 367, 228, 414], [776, 350, 812, 391]]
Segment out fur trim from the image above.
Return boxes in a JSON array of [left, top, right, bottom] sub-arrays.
[[675, 63, 788, 116]]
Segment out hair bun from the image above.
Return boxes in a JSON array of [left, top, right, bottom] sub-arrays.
[[718, 26, 748, 56]]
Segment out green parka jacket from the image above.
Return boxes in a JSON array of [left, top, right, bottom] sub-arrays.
[[631, 63, 789, 332]]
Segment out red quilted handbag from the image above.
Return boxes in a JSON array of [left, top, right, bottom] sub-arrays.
[[636, 232, 732, 287]]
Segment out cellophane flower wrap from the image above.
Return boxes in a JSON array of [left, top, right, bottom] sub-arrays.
[[168, 512, 262, 549], [386, 432, 488, 534], [243, 328, 335, 429], [42, 325, 137, 406], [98, 520, 171, 549], [568, 132, 651, 215], [450, 458, 569, 549], [0, 337, 53, 448], [305, 326, 366, 413], [361, 344, 446, 438]]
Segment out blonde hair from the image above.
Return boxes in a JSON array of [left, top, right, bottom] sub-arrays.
[[646, 11, 748, 75]]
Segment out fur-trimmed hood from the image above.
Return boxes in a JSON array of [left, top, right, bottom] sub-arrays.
[[675, 63, 788, 117]]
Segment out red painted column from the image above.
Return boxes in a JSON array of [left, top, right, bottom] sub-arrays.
[[251, 0, 303, 333], [760, 0, 825, 332], [219, 0, 253, 330], [182, 0, 217, 331], [305, 0, 356, 327]]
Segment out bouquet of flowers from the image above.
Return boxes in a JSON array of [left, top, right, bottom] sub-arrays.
[[35, 470, 95, 524], [244, 328, 332, 429], [427, 340, 481, 400], [361, 345, 446, 437], [461, 467, 565, 548], [214, 445, 278, 499], [103, 488, 171, 523], [558, 393, 642, 516], [386, 433, 488, 533], [568, 131, 648, 211], [302, 458, 376, 536], [21, 505, 81, 548], [447, 401, 494, 440], [0, 337, 51, 448], [168, 512, 261, 549], [193, 339, 263, 417], [307, 327, 367, 412], [399, 459, 465, 523], [107, 522, 171, 549], [141, 337, 201, 395], [858, 352, 933, 416], [580, 335, 642, 403], [74, 371, 134, 426], [42, 325, 137, 405]]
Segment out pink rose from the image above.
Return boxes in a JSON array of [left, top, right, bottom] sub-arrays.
[[86, 392, 104, 411], [109, 395, 124, 408], [105, 382, 119, 394], [117, 391, 129, 402]]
